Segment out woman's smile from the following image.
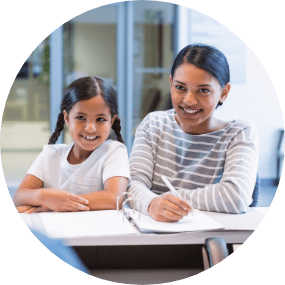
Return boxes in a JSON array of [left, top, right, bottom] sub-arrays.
[[180, 106, 202, 116]]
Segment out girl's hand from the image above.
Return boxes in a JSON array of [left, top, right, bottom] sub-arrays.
[[24, 205, 52, 214], [16, 205, 34, 213], [39, 188, 90, 212], [16, 205, 51, 214], [148, 194, 192, 222]]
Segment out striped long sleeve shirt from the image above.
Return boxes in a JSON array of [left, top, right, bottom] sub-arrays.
[[128, 109, 259, 215]]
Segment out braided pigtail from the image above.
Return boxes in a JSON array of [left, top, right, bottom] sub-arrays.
[[48, 112, 65, 144], [112, 117, 124, 144]]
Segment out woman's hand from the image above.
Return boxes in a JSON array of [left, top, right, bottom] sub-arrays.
[[148, 194, 192, 222], [39, 188, 90, 212]]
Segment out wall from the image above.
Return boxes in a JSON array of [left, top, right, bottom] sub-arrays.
[[215, 47, 284, 179], [74, 23, 116, 80]]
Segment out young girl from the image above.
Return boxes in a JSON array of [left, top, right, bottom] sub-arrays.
[[14, 76, 130, 214], [128, 44, 259, 222]]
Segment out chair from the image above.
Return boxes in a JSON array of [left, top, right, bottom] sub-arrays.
[[202, 174, 260, 269], [249, 173, 260, 207], [202, 237, 229, 269]]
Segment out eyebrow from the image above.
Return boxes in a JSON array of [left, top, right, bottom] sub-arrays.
[[96, 114, 108, 117], [197, 84, 213, 87], [174, 80, 213, 87], [75, 112, 108, 117], [174, 80, 186, 85]]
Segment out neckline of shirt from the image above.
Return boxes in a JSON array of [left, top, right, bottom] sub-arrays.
[[63, 140, 111, 167], [169, 109, 235, 137]]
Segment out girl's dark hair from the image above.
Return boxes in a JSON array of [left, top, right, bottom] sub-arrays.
[[48, 76, 124, 144], [171, 44, 230, 107]]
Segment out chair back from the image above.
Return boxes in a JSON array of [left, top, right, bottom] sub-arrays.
[[249, 173, 259, 207]]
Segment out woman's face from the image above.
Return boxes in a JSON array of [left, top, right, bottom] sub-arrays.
[[170, 63, 230, 134]]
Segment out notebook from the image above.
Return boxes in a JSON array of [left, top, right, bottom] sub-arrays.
[[124, 207, 225, 233], [38, 210, 138, 239]]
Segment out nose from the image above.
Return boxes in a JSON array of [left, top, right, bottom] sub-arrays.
[[183, 91, 198, 105], [85, 121, 97, 132]]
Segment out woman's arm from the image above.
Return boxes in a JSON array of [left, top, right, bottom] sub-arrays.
[[128, 127, 159, 213], [78, 176, 129, 210], [179, 137, 259, 214], [128, 117, 192, 222], [13, 174, 89, 212], [129, 116, 258, 218]]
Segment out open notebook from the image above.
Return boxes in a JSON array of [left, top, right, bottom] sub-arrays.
[[124, 208, 225, 233], [35, 208, 224, 239]]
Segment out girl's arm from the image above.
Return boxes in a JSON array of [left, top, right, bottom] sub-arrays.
[[78, 176, 129, 210], [13, 174, 89, 212]]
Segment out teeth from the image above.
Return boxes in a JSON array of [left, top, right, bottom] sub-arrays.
[[183, 108, 199, 114], [84, 136, 97, 140]]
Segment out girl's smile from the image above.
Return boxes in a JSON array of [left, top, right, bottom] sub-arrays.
[[170, 63, 231, 134], [64, 95, 116, 163]]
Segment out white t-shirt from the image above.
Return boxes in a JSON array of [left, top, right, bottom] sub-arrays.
[[27, 139, 130, 195]]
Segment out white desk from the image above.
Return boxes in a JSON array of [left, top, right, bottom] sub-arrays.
[[15, 206, 273, 284], [20, 207, 268, 246], [19, 207, 268, 270]]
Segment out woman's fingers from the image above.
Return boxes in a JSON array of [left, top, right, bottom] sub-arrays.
[[163, 195, 191, 217], [158, 210, 184, 222], [166, 194, 192, 212], [148, 194, 192, 222]]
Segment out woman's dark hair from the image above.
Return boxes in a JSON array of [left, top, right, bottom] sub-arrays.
[[48, 76, 124, 144], [171, 44, 230, 106]]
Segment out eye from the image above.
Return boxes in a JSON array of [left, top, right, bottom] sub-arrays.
[[175, 85, 185, 90], [199, 88, 210, 94], [76, 116, 85, 120], [97, 117, 106, 122]]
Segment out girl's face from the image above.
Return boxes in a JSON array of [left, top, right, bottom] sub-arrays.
[[170, 63, 230, 134], [64, 95, 116, 159]]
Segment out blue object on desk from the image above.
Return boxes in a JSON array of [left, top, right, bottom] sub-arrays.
[[32, 230, 88, 273]]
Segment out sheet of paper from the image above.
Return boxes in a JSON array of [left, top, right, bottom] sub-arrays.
[[20, 213, 33, 229], [126, 209, 225, 233], [39, 210, 138, 239], [203, 207, 265, 230]]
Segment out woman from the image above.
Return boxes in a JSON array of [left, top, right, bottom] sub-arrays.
[[128, 44, 258, 222]]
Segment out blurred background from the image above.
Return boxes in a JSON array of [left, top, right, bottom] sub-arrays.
[[1, 1, 283, 206]]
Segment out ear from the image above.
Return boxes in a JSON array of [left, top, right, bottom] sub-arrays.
[[111, 114, 117, 126], [219, 83, 231, 104], [63, 110, 69, 126], [169, 75, 173, 87]]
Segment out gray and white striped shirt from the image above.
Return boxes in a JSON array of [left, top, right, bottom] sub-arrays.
[[128, 109, 259, 215]]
